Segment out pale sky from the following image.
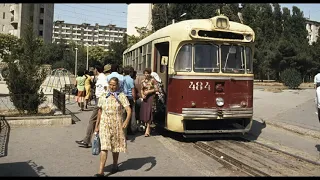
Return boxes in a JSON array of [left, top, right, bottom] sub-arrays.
[[53, 3, 320, 28]]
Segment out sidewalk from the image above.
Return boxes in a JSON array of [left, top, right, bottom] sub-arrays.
[[0, 102, 240, 177]]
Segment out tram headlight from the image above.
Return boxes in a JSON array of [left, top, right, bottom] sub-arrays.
[[245, 34, 252, 41], [216, 97, 224, 107]]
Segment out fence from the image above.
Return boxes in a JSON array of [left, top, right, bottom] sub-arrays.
[[53, 89, 66, 115]]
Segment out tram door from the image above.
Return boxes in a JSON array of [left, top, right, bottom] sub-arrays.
[[154, 42, 169, 126], [154, 42, 169, 92]]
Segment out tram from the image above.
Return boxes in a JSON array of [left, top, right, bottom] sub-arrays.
[[123, 15, 255, 137]]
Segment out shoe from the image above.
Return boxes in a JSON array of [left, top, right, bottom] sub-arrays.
[[75, 140, 89, 148], [94, 173, 104, 177], [111, 166, 119, 174]]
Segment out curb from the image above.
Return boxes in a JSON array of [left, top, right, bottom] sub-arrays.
[[253, 117, 320, 140]]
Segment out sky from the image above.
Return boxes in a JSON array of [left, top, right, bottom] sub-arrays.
[[53, 3, 320, 28]]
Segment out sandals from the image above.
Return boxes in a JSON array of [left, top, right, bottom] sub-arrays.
[[94, 173, 104, 177], [144, 133, 150, 137]]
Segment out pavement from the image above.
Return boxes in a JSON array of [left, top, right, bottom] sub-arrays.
[[250, 88, 320, 163], [0, 101, 241, 177], [1, 85, 320, 176]]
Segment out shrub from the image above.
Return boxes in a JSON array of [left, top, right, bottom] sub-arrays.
[[280, 68, 302, 89], [6, 24, 47, 114]]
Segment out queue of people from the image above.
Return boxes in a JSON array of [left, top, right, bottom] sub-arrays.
[[73, 63, 165, 176]]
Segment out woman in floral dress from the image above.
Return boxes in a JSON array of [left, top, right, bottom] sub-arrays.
[[94, 77, 131, 177], [140, 68, 159, 137]]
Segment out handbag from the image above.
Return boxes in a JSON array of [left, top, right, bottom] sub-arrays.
[[92, 132, 101, 155], [72, 88, 78, 95]]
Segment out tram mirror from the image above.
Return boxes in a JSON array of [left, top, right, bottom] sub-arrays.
[[161, 56, 168, 66], [229, 46, 236, 54]]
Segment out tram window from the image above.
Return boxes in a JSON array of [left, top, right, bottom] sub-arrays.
[[194, 43, 219, 73], [174, 44, 192, 72], [147, 54, 151, 68], [245, 47, 253, 74], [221, 45, 245, 74]]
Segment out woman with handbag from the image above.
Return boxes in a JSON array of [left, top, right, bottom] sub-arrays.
[[94, 77, 131, 177]]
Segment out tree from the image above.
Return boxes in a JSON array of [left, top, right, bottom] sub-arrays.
[[6, 24, 47, 114], [127, 27, 153, 47], [0, 34, 21, 61], [105, 37, 128, 66]]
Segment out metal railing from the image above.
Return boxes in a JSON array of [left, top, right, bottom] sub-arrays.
[[53, 89, 66, 115]]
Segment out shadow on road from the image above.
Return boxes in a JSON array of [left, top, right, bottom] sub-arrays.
[[104, 156, 157, 176], [246, 119, 267, 140], [0, 160, 47, 177], [315, 144, 320, 152], [0, 115, 10, 158]]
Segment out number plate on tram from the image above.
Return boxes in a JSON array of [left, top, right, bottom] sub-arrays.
[[188, 81, 211, 91]]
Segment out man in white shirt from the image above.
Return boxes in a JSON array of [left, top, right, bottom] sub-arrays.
[[76, 65, 106, 148]]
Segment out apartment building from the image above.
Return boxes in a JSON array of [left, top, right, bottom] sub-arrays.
[[52, 21, 126, 51], [0, 3, 54, 43], [127, 3, 153, 36], [306, 19, 320, 45]]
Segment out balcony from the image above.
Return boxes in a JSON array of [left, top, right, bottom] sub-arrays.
[[11, 16, 18, 24]]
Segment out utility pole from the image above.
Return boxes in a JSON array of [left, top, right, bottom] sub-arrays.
[[75, 47, 78, 76], [86, 44, 89, 70]]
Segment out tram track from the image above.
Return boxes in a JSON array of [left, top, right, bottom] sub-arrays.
[[193, 136, 320, 176]]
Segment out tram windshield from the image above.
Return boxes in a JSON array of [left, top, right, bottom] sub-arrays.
[[194, 43, 219, 73], [221, 45, 245, 74]]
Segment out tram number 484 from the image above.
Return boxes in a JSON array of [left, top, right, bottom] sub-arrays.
[[189, 81, 211, 91]]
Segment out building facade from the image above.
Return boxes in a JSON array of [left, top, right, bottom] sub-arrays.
[[52, 21, 126, 51], [0, 3, 54, 43], [126, 3, 153, 36], [306, 19, 320, 45]]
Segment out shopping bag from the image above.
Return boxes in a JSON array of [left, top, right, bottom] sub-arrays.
[[92, 132, 101, 155]]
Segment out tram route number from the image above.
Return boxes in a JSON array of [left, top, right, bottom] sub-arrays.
[[188, 81, 211, 91]]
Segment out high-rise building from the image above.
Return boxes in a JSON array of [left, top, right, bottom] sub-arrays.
[[0, 3, 54, 43], [52, 21, 126, 51], [306, 19, 320, 45], [126, 3, 153, 36]]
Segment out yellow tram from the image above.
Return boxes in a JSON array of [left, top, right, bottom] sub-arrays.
[[123, 15, 255, 137]]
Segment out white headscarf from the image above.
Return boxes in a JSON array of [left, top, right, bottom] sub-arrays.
[[151, 72, 162, 83]]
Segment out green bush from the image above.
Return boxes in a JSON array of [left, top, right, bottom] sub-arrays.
[[5, 24, 47, 114], [280, 68, 302, 89]]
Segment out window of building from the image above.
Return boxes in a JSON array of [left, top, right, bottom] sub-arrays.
[[39, 19, 43, 25], [2, 25, 5, 32], [3, 12, 5, 19], [39, 30, 43, 36], [40, 8, 44, 13]]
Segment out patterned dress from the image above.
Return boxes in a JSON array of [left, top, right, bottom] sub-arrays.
[[98, 91, 130, 152], [140, 78, 157, 123]]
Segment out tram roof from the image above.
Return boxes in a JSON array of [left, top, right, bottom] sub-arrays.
[[124, 17, 255, 54]]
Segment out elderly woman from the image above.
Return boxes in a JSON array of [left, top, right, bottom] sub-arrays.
[[140, 68, 159, 137], [94, 77, 131, 177]]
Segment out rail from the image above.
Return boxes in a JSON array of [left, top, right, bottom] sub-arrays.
[[53, 89, 66, 115]]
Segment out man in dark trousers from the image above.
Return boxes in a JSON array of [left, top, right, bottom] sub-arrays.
[[123, 66, 137, 134], [76, 65, 106, 148]]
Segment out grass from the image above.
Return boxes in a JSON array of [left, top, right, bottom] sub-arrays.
[[254, 82, 314, 88]]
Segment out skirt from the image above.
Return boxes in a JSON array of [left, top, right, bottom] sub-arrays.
[[140, 94, 154, 123], [85, 85, 91, 100], [77, 90, 85, 97]]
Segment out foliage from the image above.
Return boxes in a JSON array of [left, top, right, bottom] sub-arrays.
[[0, 34, 21, 61], [6, 24, 47, 114], [280, 68, 302, 89], [127, 27, 153, 47]]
